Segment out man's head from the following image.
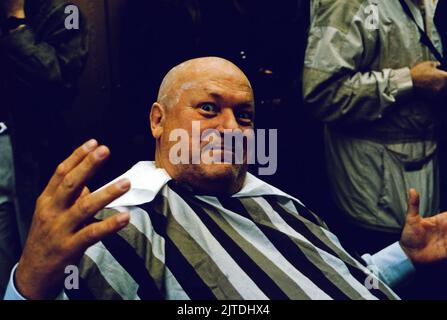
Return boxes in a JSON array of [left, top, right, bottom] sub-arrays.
[[150, 57, 255, 195]]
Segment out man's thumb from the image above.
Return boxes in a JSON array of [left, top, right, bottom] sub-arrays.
[[406, 188, 420, 218]]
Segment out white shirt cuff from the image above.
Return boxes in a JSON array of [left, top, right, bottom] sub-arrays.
[[362, 242, 416, 288], [3, 264, 27, 300]]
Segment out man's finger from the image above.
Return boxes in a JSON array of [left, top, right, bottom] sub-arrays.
[[73, 212, 130, 251], [44, 140, 98, 195], [406, 188, 420, 218], [67, 178, 131, 228], [80, 186, 90, 198], [54, 145, 110, 206]]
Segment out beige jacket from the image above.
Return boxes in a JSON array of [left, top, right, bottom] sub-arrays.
[[304, 0, 442, 141], [303, 0, 442, 231]]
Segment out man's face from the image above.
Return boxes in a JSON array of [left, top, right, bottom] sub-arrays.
[[154, 63, 255, 195]]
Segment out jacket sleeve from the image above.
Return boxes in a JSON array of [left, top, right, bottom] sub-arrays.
[[0, 0, 88, 104], [303, 0, 413, 125]]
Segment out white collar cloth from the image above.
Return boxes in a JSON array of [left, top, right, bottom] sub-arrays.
[[101, 161, 304, 208]]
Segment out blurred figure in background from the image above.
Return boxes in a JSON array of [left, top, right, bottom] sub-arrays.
[[0, 0, 87, 296]]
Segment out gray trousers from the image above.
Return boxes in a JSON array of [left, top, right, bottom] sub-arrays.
[[0, 134, 21, 297]]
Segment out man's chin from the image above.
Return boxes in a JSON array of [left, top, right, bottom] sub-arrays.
[[181, 163, 247, 195], [200, 162, 244, 179]]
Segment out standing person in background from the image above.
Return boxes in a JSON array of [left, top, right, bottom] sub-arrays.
[[303, 0, 446, 255], [0, 0, 88, 296]]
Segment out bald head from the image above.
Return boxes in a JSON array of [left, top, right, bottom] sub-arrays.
[[151, 57, 255, 195], [157, 57, 252, 108]]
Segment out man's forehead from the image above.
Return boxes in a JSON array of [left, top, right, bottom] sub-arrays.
[[180, 77, 252, 93], [180, 79, 254, 103]]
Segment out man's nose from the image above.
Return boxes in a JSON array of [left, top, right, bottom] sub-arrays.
[[216, 108, 239, 131]]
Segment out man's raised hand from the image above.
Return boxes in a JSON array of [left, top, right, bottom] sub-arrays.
[[15, 140, 131, 299], [400, 189, 447, 265]]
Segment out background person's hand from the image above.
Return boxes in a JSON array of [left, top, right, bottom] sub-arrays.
[[15, 140, 131, 300], [1, 0, 25, 18], [410, 61, 447, 97], [400, 189, 447, 266]]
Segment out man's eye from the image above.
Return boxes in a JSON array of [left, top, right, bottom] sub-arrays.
[[199, 103, 217, 113], [238, 112, 253, 121]]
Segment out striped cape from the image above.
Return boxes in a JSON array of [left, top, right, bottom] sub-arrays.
[[65, 181, 399, 300]]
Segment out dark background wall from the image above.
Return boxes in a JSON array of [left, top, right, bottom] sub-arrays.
[[65, 0, 335, 221]]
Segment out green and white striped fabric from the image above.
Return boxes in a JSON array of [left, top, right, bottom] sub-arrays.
[[65, 169, 399, 300]]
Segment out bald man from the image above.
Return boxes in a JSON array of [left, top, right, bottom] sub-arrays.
[[5, 57, 447, 300]]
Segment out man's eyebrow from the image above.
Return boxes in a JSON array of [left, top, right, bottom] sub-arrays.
[[206, 91, 226, 101]]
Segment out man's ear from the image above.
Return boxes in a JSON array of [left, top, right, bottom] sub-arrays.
[[150, 102, 166, 139]]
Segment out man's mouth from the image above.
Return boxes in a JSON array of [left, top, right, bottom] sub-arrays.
[[203, 143, 236, 154]]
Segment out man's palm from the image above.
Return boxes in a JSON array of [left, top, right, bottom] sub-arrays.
[[401, 189, 447, 265]]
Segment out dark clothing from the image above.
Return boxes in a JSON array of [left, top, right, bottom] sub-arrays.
[[0, 108, 7, 121], [0, 0, 87, 296], [436, 0, 447, 211], [0, 0, 88, 242], [435, 0, 447, 61]]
